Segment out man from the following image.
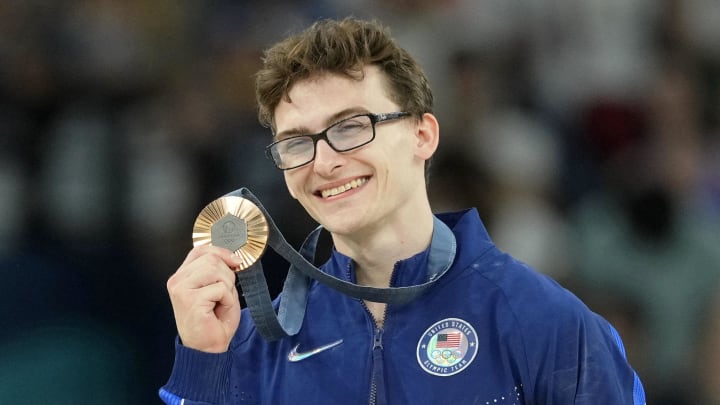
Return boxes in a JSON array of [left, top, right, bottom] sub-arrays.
[[160, 18, 646, 404]]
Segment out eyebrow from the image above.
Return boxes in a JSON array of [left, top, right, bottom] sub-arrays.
[[274, 107, 370, 140]]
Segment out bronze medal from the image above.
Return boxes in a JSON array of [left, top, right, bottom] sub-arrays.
[[192, 196, 269, 271]]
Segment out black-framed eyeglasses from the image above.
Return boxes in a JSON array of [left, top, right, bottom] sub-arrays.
[[265, 112, 411, 170]]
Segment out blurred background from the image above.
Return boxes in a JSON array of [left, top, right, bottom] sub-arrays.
[[0, 0, 718, 403]]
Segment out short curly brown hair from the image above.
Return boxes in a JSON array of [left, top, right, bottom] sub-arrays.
[[255, 17, 434, 132]]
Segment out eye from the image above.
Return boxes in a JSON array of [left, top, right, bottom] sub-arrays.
[[334, 117, 370, 134], [280, 137, 311, 154]]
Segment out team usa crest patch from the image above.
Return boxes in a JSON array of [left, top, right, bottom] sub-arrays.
[[416, 318, 478, 376]]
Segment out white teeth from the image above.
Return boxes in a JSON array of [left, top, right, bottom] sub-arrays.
[[321, 178, 368, 198]]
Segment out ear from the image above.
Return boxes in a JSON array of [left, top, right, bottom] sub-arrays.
[[414, 113, 440, 161]]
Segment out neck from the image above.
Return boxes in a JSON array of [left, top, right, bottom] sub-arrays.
[[333, 205, 435, 288]]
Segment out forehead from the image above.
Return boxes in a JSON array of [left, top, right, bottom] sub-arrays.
[[273, 66, 396, 134]]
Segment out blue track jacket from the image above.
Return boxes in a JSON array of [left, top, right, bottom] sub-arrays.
[[160, 209, 646, 404]]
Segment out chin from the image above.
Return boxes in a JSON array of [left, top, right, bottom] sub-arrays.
[[318, 213, 363, 235]]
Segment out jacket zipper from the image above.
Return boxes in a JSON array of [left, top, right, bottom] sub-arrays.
[[345, 260, 395, 405], [369, 327, 384, 405], [366, 283, 392, 405]]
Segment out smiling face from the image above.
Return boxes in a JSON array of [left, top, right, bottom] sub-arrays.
[[274, 65, 438, 239]]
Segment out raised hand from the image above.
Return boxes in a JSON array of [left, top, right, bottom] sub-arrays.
[[166, 246, 244, 353]]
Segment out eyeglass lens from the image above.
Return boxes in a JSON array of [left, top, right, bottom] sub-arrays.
[[272, 115, 374, 169]]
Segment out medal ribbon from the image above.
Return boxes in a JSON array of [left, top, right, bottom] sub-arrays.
[[220, 188, 456, 341]]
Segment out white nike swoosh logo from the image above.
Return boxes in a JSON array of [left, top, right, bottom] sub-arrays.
[[287, 339, 344, 362]]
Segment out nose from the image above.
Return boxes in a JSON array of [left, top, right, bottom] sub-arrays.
[[312, 139, 344, 176]]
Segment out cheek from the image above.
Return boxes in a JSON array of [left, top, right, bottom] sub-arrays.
[[284, 172, 298, 199]]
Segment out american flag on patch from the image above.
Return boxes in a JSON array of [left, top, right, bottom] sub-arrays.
[[435, 332, 462, 348]]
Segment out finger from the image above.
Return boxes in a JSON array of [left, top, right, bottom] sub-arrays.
[[168, 252, 236, 295], [175, 249, 244, 284], [196, 280, 237, 312], [180, 245, 244, 271], [182, 252, 237, 287], [214, 282, 240, 318], [185, 262, 236, 292]]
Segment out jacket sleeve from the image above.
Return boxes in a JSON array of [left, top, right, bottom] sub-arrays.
[[158, 338, 232, 405], [524, 299, 646, 404], [571, 316, 645, 404]]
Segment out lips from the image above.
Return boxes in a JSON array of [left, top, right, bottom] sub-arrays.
[[319, 177, 369, 199]]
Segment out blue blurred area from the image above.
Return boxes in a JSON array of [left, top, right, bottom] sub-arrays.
[[1, 1, 719, 403]]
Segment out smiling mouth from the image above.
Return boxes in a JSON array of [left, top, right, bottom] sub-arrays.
[[319, 177, 369, 199]]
